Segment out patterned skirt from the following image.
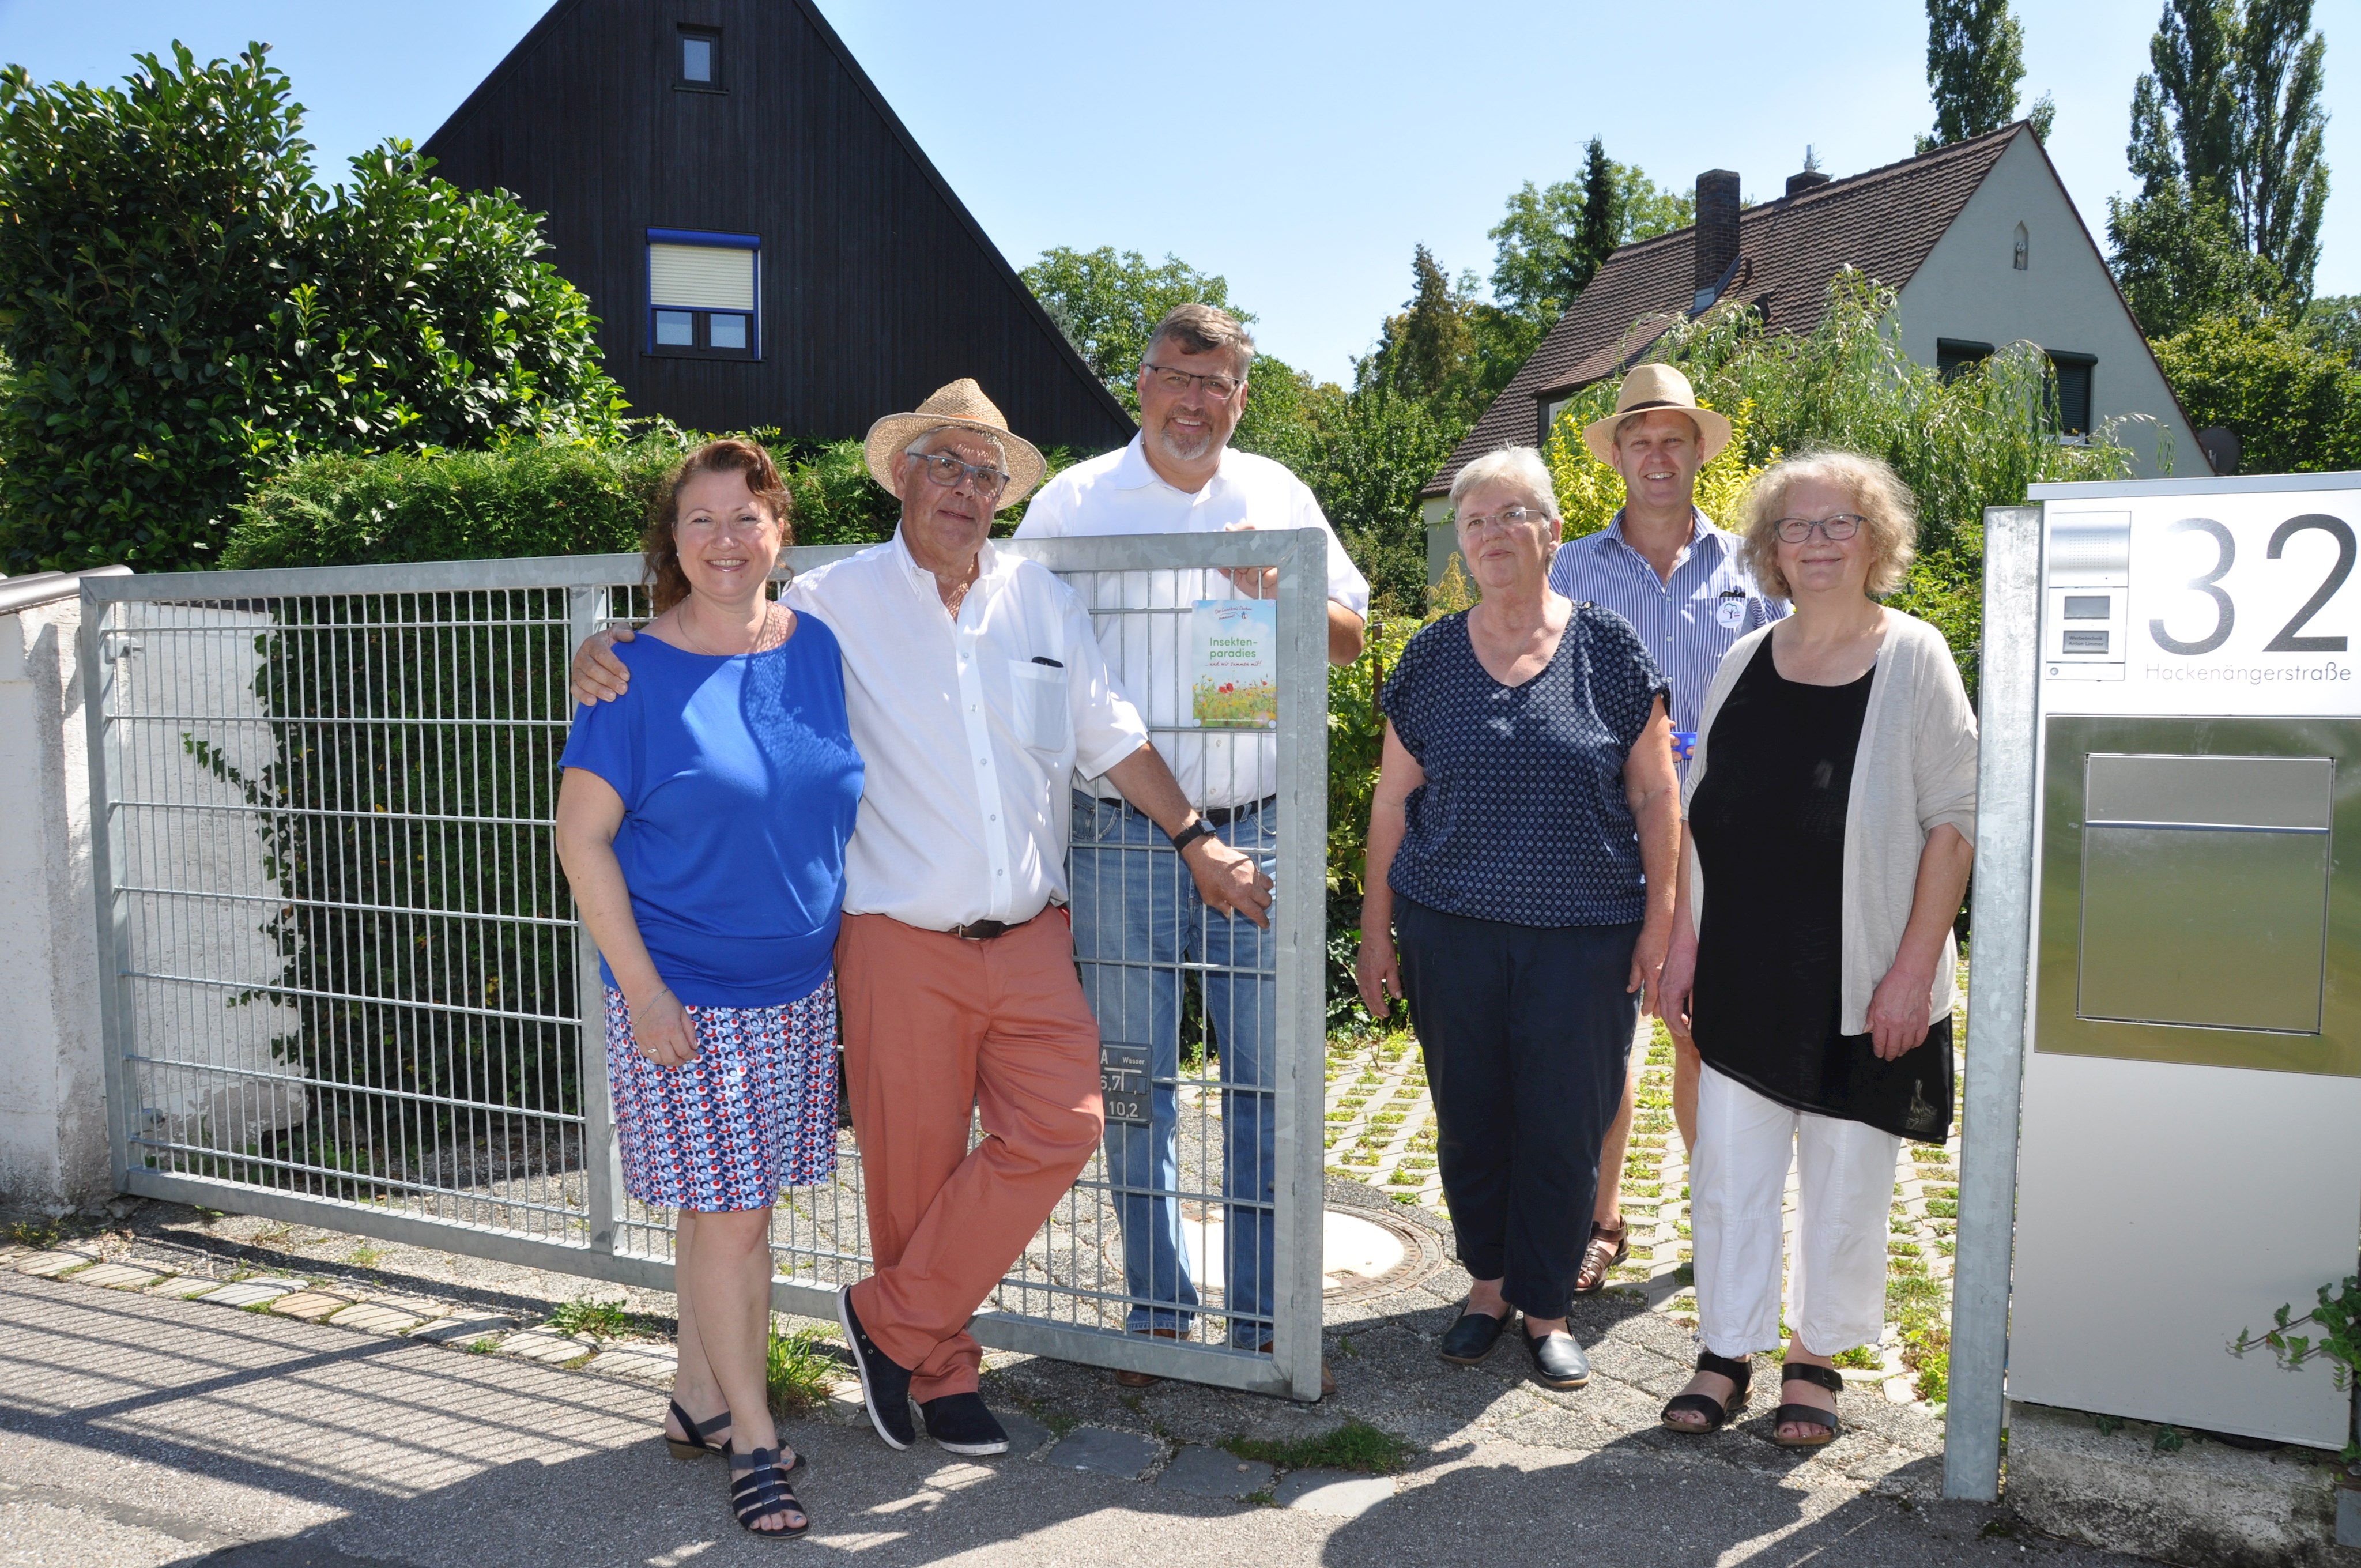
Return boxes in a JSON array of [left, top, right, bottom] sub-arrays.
[[603, 981, 839, 1211]]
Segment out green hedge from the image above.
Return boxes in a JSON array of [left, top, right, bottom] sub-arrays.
[[223, 428, 918, 570]]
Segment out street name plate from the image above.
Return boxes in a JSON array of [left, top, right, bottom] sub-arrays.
[[1100, 1043, 1149, 1126]]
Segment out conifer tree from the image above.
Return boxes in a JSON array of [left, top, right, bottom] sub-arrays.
[[1569, 139, 1623, 300]]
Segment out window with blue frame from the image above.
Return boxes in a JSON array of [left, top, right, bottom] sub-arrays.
[[647, 229, 758, 360]]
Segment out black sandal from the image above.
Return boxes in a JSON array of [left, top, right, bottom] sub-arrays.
[[728, 1443, 810, 1539], [1660, 1350, 1751, 1433], [664, 1397, 733, 1461], [1771, 1362, 1844, 1448]]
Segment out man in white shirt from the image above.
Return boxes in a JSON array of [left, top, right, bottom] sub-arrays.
[[1016, 306, 1370, 1376], [569, 380, 1269, 1456]]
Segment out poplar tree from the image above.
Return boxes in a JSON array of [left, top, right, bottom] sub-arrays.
[[1924, 0, 2028, 145], [2107, 0, 2329, 330]]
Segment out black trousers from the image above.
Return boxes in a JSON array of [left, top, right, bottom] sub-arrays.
[[1396, 896, 1638, 1321]]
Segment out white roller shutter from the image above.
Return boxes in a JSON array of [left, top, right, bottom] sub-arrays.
[[650, 243, 755, 311]]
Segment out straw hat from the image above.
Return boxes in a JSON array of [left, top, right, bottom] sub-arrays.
[[1579, 363, 1732, 468], [862, 379, 1047, 508]]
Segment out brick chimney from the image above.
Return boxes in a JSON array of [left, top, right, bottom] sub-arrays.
[[1694, 170, 1741, 304], [1786, 169, 1831, 197]]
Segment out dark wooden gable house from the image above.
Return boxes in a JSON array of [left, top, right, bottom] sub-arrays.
[[420, 0, 1133, 451]]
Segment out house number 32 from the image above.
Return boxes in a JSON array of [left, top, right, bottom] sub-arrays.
[[2149, 514, 2356, 656]]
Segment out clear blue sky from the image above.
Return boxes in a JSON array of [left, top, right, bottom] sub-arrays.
[[2, 0, 2353, 385]]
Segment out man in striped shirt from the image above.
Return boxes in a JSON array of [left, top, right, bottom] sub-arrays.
[[1541, 364, 1785, 1294]]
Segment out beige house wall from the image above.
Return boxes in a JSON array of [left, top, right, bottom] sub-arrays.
[[1896, 127, 2198, 480]]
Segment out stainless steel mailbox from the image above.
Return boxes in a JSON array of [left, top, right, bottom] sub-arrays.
[[2005, 477, 2361, 1453]]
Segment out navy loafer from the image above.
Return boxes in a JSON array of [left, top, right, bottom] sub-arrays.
[[1438, 1307, 1511, 1365]]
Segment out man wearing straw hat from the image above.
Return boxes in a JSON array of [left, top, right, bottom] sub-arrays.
[[570, 380, 1270, 1457], [1541, 361, 1785, 1298]]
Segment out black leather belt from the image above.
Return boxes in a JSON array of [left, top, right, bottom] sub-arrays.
[[1201, 796, 1277, 826], [945, 909, 1050, 941]]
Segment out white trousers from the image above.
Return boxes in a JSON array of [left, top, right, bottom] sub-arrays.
[[1690, 1064, 1898, 1358]]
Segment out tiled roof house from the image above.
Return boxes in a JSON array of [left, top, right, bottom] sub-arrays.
[[1420, 123, 2204, 572]]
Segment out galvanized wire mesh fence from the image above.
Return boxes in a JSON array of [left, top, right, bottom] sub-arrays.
[[85, 536, 1327, 1397]]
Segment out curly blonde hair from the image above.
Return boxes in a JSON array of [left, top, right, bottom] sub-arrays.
[[1735, 447, 1917, 599]]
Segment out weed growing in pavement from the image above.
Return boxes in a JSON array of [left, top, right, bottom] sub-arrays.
[[550, 1296, 646, 1340], [1223, 1419, 1413, 1475], [345, 1244, 383, 1269], [2153, 1424, 2186, 1453], [1035, 1403, 1080, 1439], [2095, 1414, 2124, 1435], [467, 1337, 499, 1354], [1832, 1345, 1883, 1371], [1890, 1273, 1950, 1403], [765, 1323, 840, 1415]]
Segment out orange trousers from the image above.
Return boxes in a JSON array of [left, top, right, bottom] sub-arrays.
[[836, 910, 1105, 1401]]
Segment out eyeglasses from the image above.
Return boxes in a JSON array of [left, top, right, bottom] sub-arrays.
[[1459, 505, 1548, 535], [1143, 363, 1243, 402], [908, 450, 1009, 502], [1774, 512, 1866, 543]]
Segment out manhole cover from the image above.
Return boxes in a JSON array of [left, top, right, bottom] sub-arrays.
[[1176, 1204, 1444, 1303]]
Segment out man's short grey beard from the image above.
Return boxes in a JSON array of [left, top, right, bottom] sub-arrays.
[[1152, 418, 1217, 462]]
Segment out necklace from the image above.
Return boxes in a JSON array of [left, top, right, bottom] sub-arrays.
[[678, 600, 781, 657], [941, 567, 979, 619]]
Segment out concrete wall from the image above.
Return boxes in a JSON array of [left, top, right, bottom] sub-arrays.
[[109, 603, 306, 1161], [0, 596, 306, 1215], [1898, 127, 2200, 479], [0, 600, 107, 1212]]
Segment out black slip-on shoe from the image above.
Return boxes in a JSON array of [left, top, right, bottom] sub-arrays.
[[1521, 1323, 1591, 1390], [918, 1391, 1010, 1456], [1437, 1309, 1511, 1365], [837, 1286, 915, 1450]]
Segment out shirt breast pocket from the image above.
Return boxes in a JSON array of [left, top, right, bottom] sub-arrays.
[[1008, 661, 1072, 754]]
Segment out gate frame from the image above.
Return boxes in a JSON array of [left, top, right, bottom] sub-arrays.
[[82, 530, 1332, 1402]]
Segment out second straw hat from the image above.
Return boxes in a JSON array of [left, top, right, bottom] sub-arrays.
[[1579, 363, 1733, 468]]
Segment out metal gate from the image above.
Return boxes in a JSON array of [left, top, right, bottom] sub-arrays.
[[81, 532, 1330, 1400]]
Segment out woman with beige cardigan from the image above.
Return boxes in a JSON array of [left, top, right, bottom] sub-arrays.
[[1654, 449, 1976, 1449]]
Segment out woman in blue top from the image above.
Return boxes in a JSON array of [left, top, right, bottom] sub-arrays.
[[1353, 447, 1680, 1393], [556, 439, 861, 1541]]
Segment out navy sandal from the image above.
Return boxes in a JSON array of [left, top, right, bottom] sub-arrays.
[[1660, 1350, 1752, 1433], [664, 1398, 733, 1461], [1771, 1362, 1844, 1448], [728, 1443, 810, 1539]]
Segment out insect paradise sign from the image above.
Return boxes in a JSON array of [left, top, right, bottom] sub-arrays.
[[2044, 485, 2361, 715], [1190, 600, 1278, 728]]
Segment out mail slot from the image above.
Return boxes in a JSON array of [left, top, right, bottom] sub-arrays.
[[2077, 753, 2331, 1035]]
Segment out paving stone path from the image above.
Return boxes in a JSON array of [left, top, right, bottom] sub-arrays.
[[1321, 1012, 1967, 1413]]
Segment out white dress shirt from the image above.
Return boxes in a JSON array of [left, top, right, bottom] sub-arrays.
[[1015, 435, 1370, 806], [783, 533, 1148, 931]]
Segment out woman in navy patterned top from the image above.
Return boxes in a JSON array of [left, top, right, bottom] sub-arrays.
[[1355, 447, 1680, 1392]]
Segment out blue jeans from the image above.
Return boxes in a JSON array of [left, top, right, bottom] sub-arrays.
[[1070, 792, 1277, 1344]]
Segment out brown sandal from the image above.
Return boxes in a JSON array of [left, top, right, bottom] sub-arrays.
[[1574, 1218, 1629, 1294]]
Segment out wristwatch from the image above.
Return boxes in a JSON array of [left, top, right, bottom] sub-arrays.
[[1168, 816, 1217, 854]]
